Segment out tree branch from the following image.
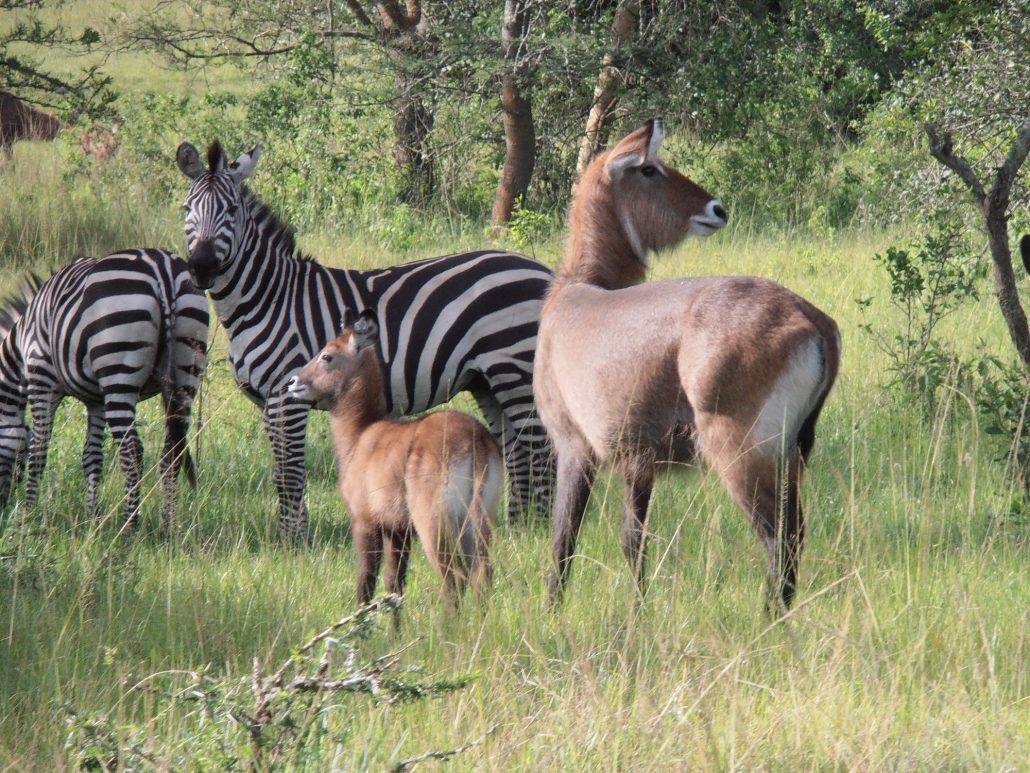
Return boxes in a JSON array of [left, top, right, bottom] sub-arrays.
[[925, 123, 987, 207], [990, 115, 1030, 214]]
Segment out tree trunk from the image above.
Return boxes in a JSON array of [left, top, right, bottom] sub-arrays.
[[393, 69, 435, 206], [378, 1, 435, 206], [492, 0, 536, 226], [575, 0, 641, 176]]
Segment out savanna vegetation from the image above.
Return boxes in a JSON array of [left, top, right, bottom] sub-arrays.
[[1, 0, 1027, 769]]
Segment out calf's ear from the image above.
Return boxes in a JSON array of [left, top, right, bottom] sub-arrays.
[[353, 310, 380, 350]]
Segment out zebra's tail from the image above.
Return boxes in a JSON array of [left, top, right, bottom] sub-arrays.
[[153, 261, 197, 489], [0, 273, 44, 339]]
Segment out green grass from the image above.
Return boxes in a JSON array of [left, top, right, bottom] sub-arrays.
[[1, 144, 1028, 770]]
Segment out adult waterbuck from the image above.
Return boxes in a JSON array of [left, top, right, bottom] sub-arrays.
[[288, 311, 501, 610], [536, 119, 841, 612]]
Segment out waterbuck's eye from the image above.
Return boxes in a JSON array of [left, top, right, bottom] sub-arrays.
[[640, 165, 657, 178], [320, 353, 332, 363]]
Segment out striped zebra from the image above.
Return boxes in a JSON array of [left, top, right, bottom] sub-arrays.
[[0, 249, 209, 531], [176, 140, 553, 539]]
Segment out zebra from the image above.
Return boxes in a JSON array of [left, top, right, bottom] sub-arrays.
[[176, 139, 554, 539], [0, 249, 209, 531]]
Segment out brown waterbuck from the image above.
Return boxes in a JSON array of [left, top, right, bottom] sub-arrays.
[[288, 310, 501, 609], [536, 118, 841, 612]]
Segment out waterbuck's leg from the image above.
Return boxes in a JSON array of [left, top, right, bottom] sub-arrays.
[[106, 399, 144, 531], [262, 392, 311, 542], [81, 405, 106, 517], [25, 389, 59, 510], [353, 521, 384, 605], [701, 414, 805, 613], [384, 526, 413, 596], [621, 470, 655, 598], [547, 451, 595, 606], [382, 527, 413, 628]]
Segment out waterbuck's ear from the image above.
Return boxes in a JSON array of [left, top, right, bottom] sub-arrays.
[[352, 309, 379, 350], [228, 144, 263, 185], [176, 142, 205, 179], [645, 117, 664, 159], [606, 118, 664, 181]]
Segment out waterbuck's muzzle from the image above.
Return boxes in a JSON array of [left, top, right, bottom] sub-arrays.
[[187, 240, 220, 290]]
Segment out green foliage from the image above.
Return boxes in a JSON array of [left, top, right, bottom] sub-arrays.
[[859, 220, 982, 401]]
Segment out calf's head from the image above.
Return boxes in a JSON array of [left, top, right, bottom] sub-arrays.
[[287, 311, 380, 404]]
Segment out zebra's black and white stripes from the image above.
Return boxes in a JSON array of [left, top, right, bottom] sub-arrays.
[[177, 140, 553, 539], [0, 249, 209, 530]]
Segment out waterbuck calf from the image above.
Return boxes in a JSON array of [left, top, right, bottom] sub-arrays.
[[288, 311, 501, 608], [536, 119, 841, 612]]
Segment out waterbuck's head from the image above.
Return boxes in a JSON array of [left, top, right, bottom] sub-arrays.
[[564, 118, 727, 288], [287, 311, 381, 405], [176, 139, 262, 290]]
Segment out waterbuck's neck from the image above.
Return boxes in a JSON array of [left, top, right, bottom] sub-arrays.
[[556, 173, 649, 292], [327, 351, 388, 473]]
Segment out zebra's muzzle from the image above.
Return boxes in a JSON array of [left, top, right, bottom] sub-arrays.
[[187, 241, 221, 290]]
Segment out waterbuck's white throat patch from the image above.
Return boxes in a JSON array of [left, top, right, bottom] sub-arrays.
[[621, 212, 650, 266]]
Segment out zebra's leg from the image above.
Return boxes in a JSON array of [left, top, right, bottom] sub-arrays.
[[82, 405, 106, 517], [262, 392, 311, 542], [105, 399, 144, 531], [25, 390, 60, 510], [469, 385, 533, 523], [476, 370, 555, 521], [159, 385, 197, 536]]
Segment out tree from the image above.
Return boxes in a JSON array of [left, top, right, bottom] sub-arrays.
[[574, 0, 640, 176], [123, 0, 437, 204], [491, 0, 536, 226], [925, 121, 1030, 369]]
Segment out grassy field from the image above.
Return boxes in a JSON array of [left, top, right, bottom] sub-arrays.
[[0, 136, 1027, 770]]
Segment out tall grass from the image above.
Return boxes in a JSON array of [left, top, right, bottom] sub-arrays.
[[1, 139, 1028, 769]]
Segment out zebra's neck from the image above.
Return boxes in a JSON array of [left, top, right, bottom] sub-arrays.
[[208, 188, 356, 328]]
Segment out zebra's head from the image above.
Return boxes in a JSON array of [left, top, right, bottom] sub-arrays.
[[177, 139, 263, 290]]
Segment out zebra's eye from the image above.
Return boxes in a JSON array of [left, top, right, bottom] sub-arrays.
[[226, 205, 239, 217], [640, 165, 657, 178]]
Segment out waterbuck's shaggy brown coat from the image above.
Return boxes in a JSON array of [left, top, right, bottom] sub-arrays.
[[535, 119, 841, 611], [288, 311, 501, 607]]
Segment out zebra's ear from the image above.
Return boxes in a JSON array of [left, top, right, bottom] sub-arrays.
[[352, 310, 379, 351], [228, 144, 263, 185], [176, 142, 206, 180]]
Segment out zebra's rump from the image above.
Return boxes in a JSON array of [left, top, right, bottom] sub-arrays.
[[16, 249, 209, 407]]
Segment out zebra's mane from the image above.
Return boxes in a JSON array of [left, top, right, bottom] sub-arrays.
[[241, 186, 317, 264], [0, 273, 43, 339]]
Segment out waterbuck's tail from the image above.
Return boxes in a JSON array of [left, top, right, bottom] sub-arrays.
[[1020, 234, 1029, 275], [444, 445, 501, 592]]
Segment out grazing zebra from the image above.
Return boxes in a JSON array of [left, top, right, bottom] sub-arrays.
[[0, 250, 209, 531], [176, 139, 553, 539]]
